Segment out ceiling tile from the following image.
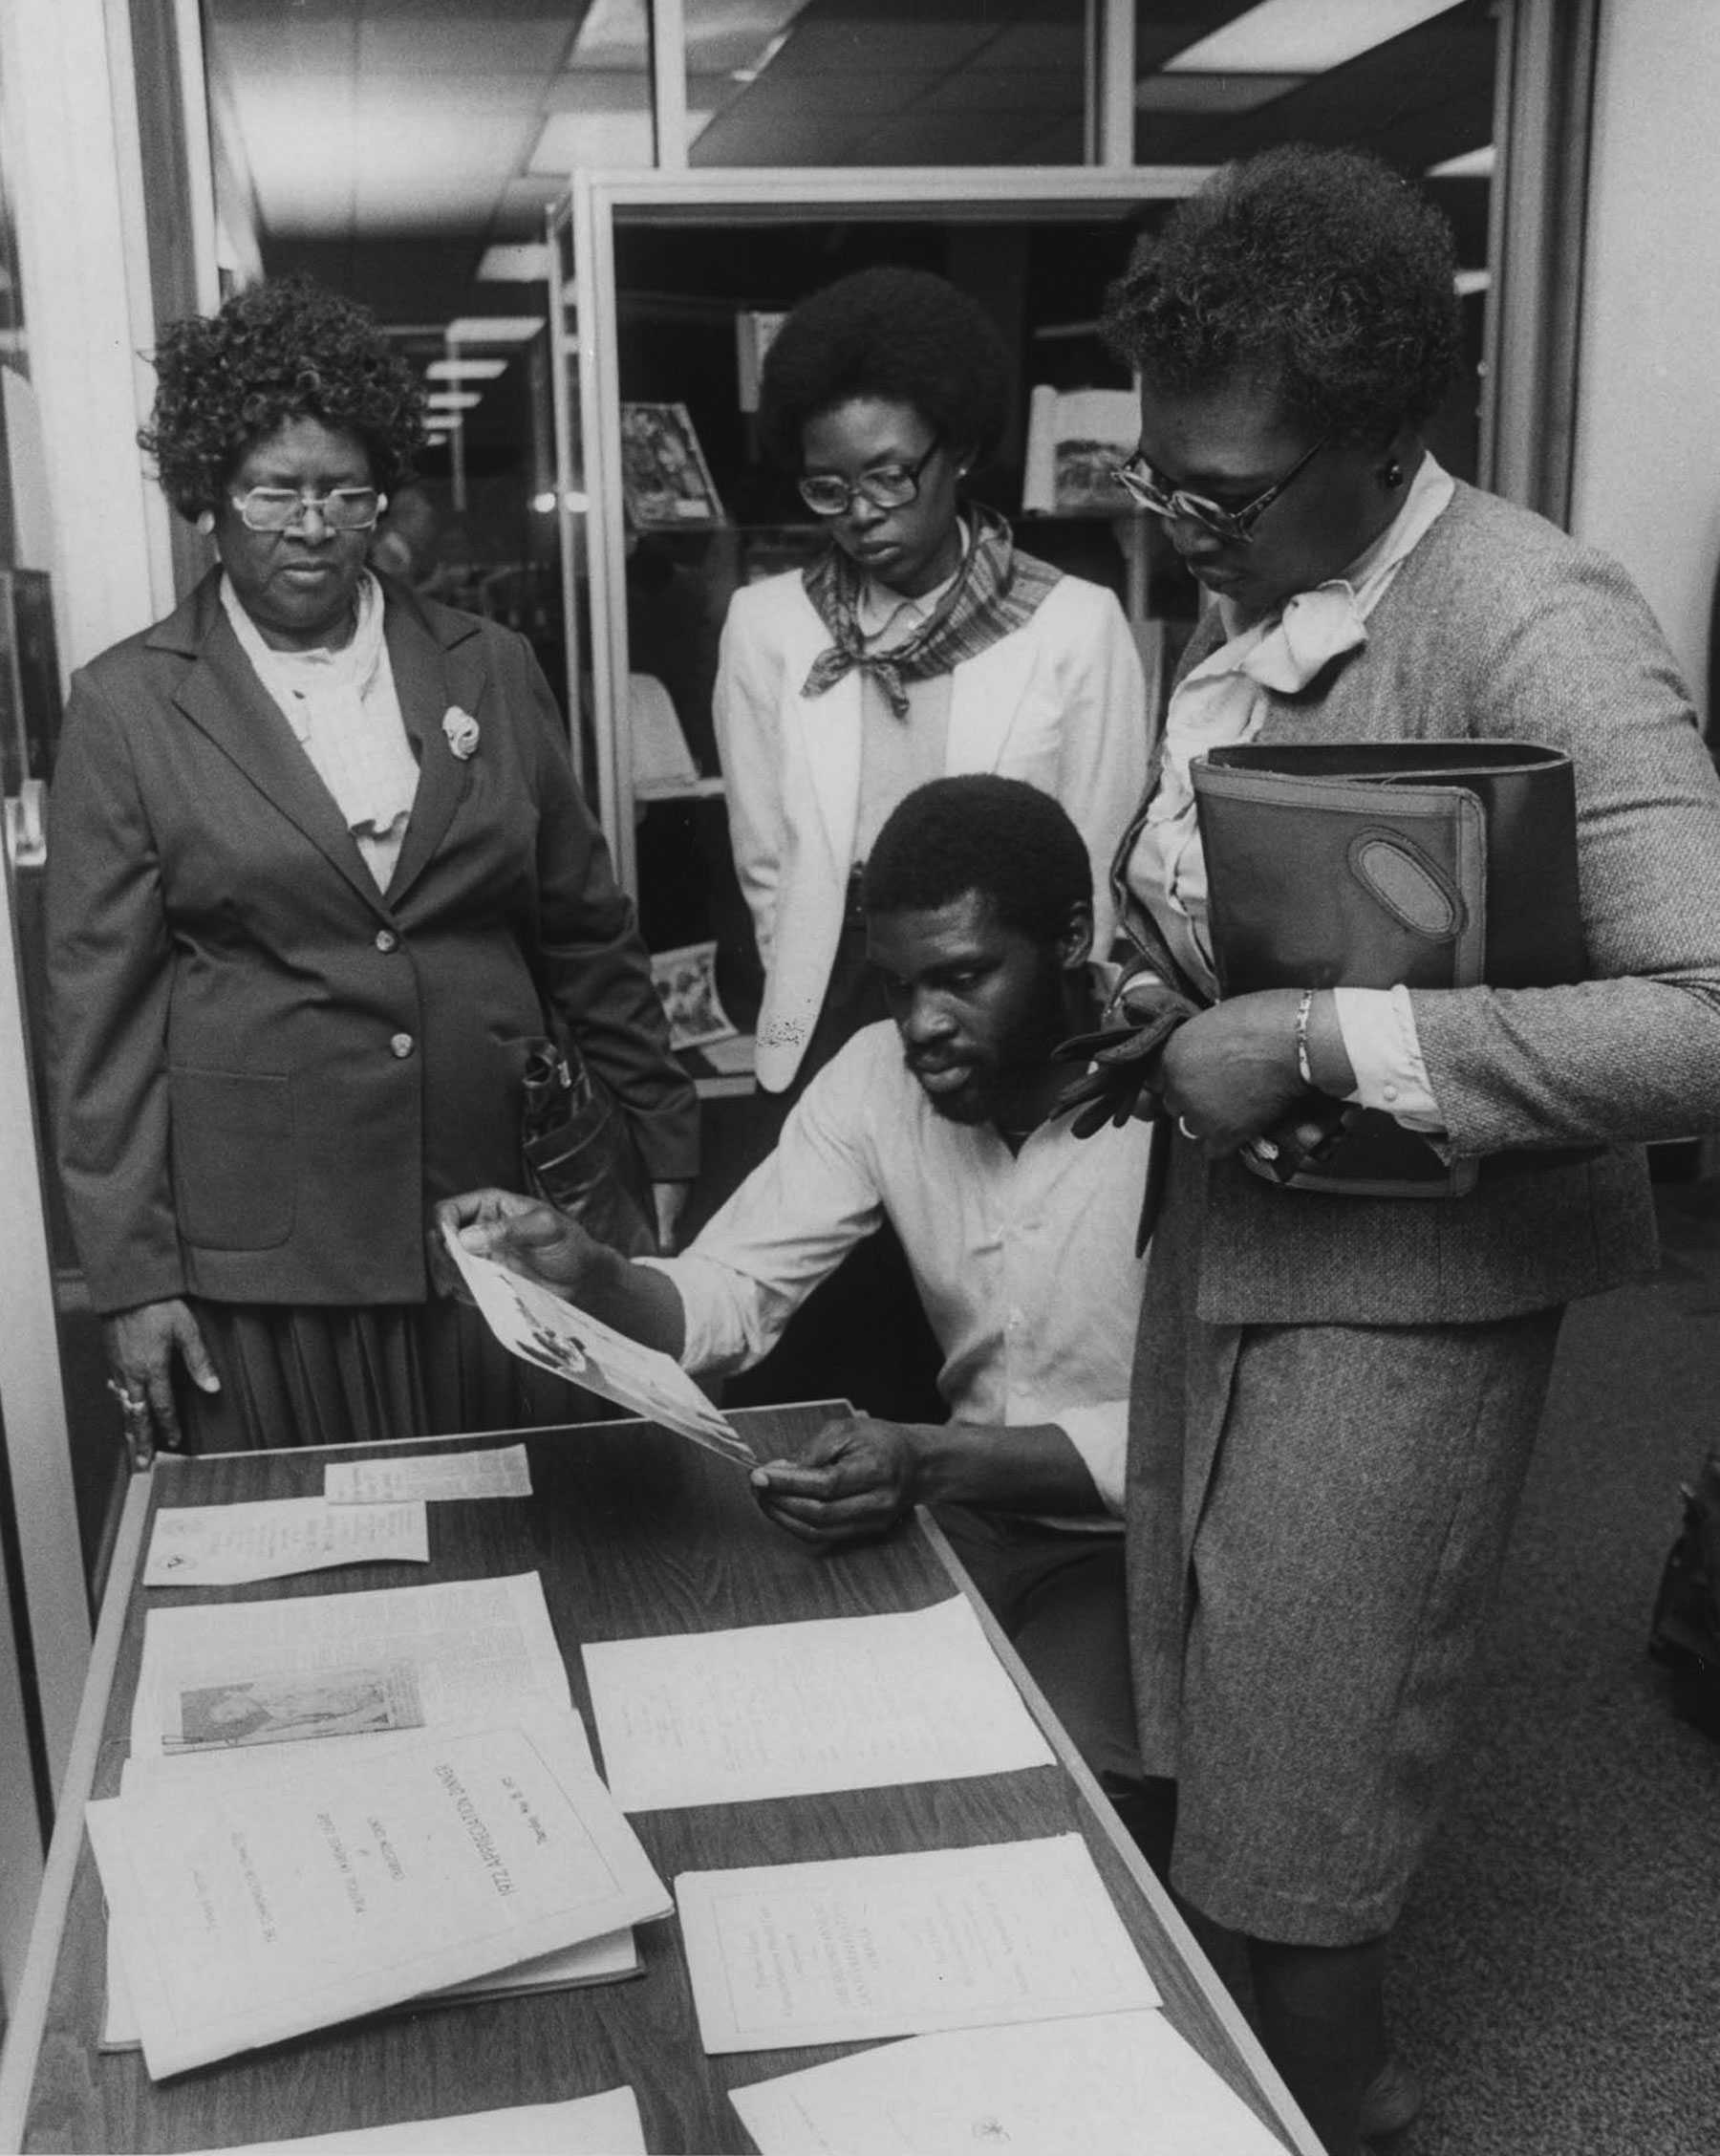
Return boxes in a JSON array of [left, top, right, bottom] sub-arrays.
[[914, 70, 1083, 118], [766, 17, 993, 76], [358, 18, 573, 73]]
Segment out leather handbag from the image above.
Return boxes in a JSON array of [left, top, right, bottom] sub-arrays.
[[519, 1035, 657, 1256], [1192, 739, 1585, 1197]]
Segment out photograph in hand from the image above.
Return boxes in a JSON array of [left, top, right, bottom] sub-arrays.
[[440, 1222, 755, 1469]]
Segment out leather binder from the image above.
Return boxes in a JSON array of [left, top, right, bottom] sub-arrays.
[[1192, 740, 1584, 1197]]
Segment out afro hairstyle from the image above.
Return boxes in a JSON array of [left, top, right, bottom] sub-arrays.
[[863, 775, 1092, 947], [1102, 143, 1461, 443], [757, 265, 1010, 471], [140, 275, 425, 522]]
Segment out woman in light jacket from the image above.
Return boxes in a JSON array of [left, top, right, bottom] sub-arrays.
[[716, 265, 1147, 1100]]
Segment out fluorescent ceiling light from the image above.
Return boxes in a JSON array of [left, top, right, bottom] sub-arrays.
[[1136, 73, 1303, 114], [1164, 0, 1461, 75], [426, 391, 483, 410], [531, 99, 729, 173], [1428, 144, 1495, 180], [531, 109, 654, 170], [479, 244, 550, 282], [568, 0, 649, 70], [443, 316, 543, 344], [425, 357, 507, 380], [1454, 268, 1491, 297]]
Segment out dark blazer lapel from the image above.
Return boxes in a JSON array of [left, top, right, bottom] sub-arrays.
[[381, 583, 484, 908], [168, 590, 388, 918]]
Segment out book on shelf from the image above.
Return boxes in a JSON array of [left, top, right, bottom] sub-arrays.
[[735, 309, 787, 413], [1021, 384, 1140, 516], [619, 400, 725, 528]]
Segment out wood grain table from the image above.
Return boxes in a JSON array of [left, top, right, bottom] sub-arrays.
[[0, 1408, 1319, 2154]]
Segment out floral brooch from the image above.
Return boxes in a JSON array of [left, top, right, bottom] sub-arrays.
[[441, 704, 480, 761]]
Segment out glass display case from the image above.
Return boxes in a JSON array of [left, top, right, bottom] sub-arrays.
[[548, 166, 1213, 1045]]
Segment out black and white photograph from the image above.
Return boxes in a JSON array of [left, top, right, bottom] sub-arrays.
[[0, 6, 1717, 2155]]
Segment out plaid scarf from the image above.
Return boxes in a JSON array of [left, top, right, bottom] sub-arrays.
[[800, 503, 1063, 719]]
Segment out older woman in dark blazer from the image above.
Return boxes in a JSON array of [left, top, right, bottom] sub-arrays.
[[47, 277, 697, 1458]]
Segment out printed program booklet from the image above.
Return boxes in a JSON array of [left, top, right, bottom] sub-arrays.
[[90, 1711, 671, 2078]]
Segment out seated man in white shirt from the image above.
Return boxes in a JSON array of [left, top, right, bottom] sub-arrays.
[[439, 776, 1158, 1853]]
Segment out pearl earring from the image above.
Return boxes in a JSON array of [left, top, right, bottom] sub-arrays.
[[1382, 459, 1405, 491], [196, 509, 216, 535]]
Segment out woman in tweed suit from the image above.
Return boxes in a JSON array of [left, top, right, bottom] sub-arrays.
[[1098, 148, 1720, 2151]]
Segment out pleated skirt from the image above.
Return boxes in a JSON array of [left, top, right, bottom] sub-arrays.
[[174, 1295, 600, 1453]]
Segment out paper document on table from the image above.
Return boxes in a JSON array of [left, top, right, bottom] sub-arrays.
[[324, 1445, 532, 1504], [441, 1221, 755, 1469], [584, 1596, 1053, 1810], [89, 1711, 672, 2079], [102, 1722, 635, 2048], [141, 1498, 428, 1586], [677, 1834, 1159, 2054], [193, 2086, 646, 2155], [130, 1573, 571, 1758], [731, 2011, 1287, 2156]]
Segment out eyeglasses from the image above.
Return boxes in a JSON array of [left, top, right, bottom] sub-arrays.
[[229, 486, 386, 533], [798, 437, 941, 519], [1111, 435, 1328, 544]]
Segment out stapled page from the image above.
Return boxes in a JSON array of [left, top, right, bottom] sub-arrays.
[[677, 1835, 1160, 2054], [730, 2011, 1287, 2156], [324, 1447, 532, 1504], [141, 1498, 429, 1586], [584, 1597, 1053, 1811], [130, 1573, 572, 1757]]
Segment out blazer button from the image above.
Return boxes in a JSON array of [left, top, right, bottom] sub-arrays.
[[375, 928, 399, 953], [390, 1032, 415, 1058]]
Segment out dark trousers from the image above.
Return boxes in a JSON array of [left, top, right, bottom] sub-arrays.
[[935, 1503, 1160, 1860]]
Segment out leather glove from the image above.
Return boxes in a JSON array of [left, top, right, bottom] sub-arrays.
[[1052, 981, 1199, 1139]]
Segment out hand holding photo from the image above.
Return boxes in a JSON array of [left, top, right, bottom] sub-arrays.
[[439, 1220, 755, 1470]]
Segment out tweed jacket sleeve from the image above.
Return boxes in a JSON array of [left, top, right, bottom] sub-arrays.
[[1387, 505, 1720, 1154]]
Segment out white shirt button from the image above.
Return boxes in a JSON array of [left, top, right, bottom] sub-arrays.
[[375, 928, 398, 953], [1384, 1083, 1400, 1101], [390, 1032, 414, 1058]]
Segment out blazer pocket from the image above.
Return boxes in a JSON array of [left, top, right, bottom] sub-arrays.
[[169, 1067, 295, 1251]]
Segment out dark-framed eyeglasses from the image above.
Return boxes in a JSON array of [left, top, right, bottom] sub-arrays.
[[230, 485, 386, 533], [798, 437, 942, 519], [1111, 434, 1329, 544]]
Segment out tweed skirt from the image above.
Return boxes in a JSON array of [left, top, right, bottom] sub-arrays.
[[1128, 1136, 1564, 1946]]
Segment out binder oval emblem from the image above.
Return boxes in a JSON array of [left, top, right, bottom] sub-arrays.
[[1347, 830, 1465, 940]]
